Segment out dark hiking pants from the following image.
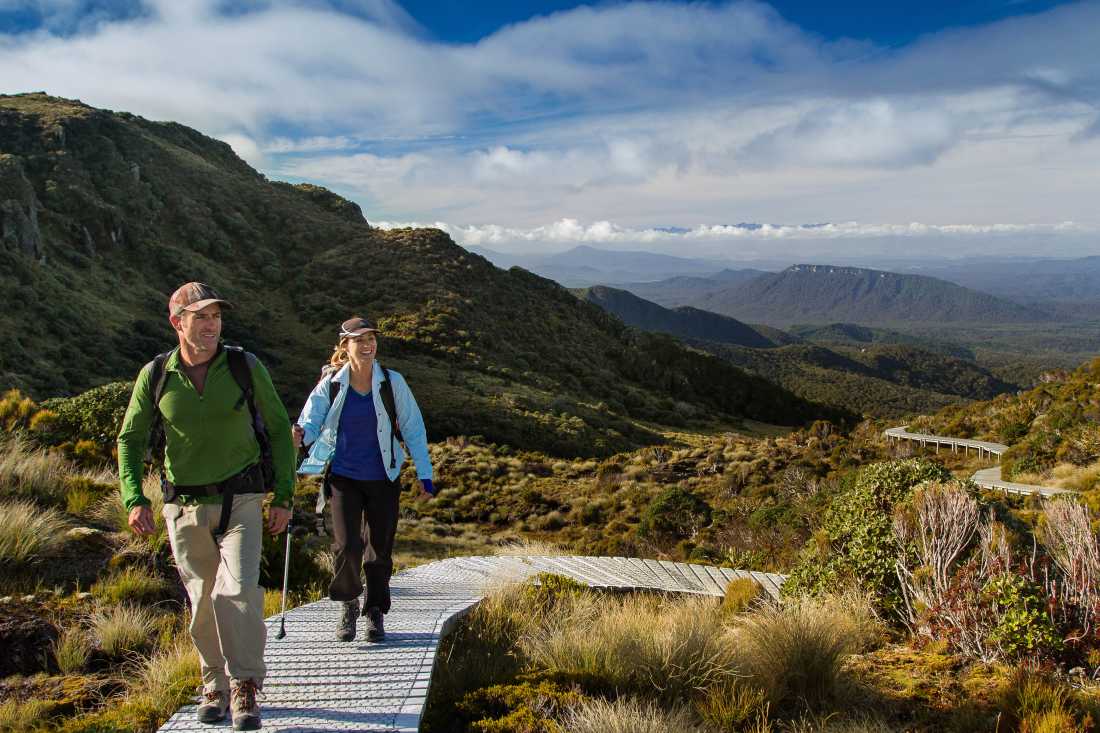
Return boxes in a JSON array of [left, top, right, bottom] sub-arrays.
[[328, 474, 401, 613]]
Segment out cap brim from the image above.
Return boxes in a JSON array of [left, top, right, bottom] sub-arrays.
[[179, 298, 231, 313], [342, 327, 379, 338]]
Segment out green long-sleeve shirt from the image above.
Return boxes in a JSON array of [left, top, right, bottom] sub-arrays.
[[117, 346, 296, 511]]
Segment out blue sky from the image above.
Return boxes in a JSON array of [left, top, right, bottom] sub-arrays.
[[0, 0, 1097, 260]]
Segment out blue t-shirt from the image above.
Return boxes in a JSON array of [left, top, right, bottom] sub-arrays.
[[330, 388, 388, 481]]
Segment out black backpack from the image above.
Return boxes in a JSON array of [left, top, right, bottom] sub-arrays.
[[147, 345, 275, 499]]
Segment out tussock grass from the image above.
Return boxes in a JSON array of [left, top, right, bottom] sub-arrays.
[[135, 637, 202, 717], [90, 604, 159, 657], [0, 498, 70, 571], [53, 624, 93, 675], [998, 668, 1088, 733], [730, 594, 874, 710], [521, 593, 737, 698], [0, 435, 71, 504], [492, 538, 569, 556], [721, 577, 764, 616], [695, 680, 770, 731], [0, 698, 54, 732], [559, 697, 703, 733], [92, 565, 171, 606]]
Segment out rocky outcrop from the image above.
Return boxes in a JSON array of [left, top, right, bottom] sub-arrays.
[[0, 155, 42, 257]]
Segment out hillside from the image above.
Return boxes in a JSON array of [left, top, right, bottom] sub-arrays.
[[789, 322, 976, 360], [694, 341, 1018, 418], [576, 285, 795, 348], [686, 264, 1055, 326], [0, 93, 841, 457]]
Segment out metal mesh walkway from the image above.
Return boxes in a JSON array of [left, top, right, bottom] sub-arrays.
[[158, 555, 785, 732]]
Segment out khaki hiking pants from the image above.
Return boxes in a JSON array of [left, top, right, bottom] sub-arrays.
[[164, 494, 266, 693]]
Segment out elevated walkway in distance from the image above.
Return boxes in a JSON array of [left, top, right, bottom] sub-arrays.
[[158, 555, 786, 733], [884, 426, 1070, 498]]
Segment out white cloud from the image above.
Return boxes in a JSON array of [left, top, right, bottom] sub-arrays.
[[1, 1, 1099, 254]]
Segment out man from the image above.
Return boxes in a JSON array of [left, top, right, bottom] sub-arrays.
[[117, 282, 295, 731]]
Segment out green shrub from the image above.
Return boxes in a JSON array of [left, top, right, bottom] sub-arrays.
[[453, 679, 583, 733], [785, 458, 951, 613], [38, 382, 132, 449], [984, 574, 1061, 659], [0, 498, 69, 572], [638, 486, 712, 542]]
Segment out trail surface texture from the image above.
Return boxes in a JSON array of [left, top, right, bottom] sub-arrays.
[[158, 555, 786, 732]]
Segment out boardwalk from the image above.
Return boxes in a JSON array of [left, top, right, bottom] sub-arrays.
[[158, 555, 785, 733], [884, 426, 1072, 497]]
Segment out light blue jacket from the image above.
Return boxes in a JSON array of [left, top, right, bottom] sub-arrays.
[[296, 362, 433, 483]]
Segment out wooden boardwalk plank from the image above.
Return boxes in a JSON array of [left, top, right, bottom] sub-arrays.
[[158, 556, 786, 733]]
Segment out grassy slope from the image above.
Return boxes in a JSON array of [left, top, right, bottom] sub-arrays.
[[0, 93, 845, 457]]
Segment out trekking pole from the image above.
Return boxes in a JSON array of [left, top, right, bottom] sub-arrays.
[[275, 518, 292, 640]]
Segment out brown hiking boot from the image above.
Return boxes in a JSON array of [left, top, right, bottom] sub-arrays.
[[336, 600, 358, 641], [230, 679, 261, 731], [196, 689, 228, 723], [364, 606, 385, 642]]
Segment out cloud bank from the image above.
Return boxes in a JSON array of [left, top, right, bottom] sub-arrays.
[[1, 0, 1098, 255]]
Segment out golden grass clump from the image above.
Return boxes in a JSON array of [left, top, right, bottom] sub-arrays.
[[89, 604, 159, 657], [520, 593, 737, 699], [0, 435, 71, 503], [559, 697, 703, 733], [0, 698, 54, 732], [0, 498, 70, 571], [721, 577, 764, 616], [730, 594, 875, 710]]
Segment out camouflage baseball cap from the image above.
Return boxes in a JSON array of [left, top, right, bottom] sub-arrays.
[[168, 282, 230, 318]]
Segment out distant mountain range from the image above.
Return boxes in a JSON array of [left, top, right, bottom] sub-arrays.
[[577, 284, 1018, 417], [466, 245, 741, 287], [622, 264, 1055, 327], [890, 256, 1100, 303]]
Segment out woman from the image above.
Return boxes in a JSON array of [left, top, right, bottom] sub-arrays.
[[293, 316, 435, 642]]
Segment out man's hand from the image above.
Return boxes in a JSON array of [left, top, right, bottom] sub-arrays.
[[291, 425, 304, 449], [128, 506, 156, 535], [267, 505, 292, 535]]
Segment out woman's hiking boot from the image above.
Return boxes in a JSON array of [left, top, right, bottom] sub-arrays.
[[364, 606, 385, 642], [196, 689, 229, 723], [336, 600, 359, 641], [230, 679, 261, 731]]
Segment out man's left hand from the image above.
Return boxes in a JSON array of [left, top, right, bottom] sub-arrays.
[[267, 505, 292, 535]]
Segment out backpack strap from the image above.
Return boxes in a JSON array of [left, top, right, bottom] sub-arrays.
[[379, 366, 404, 470], [220, 345, 274, 536], [146, 349, 175, 500]]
